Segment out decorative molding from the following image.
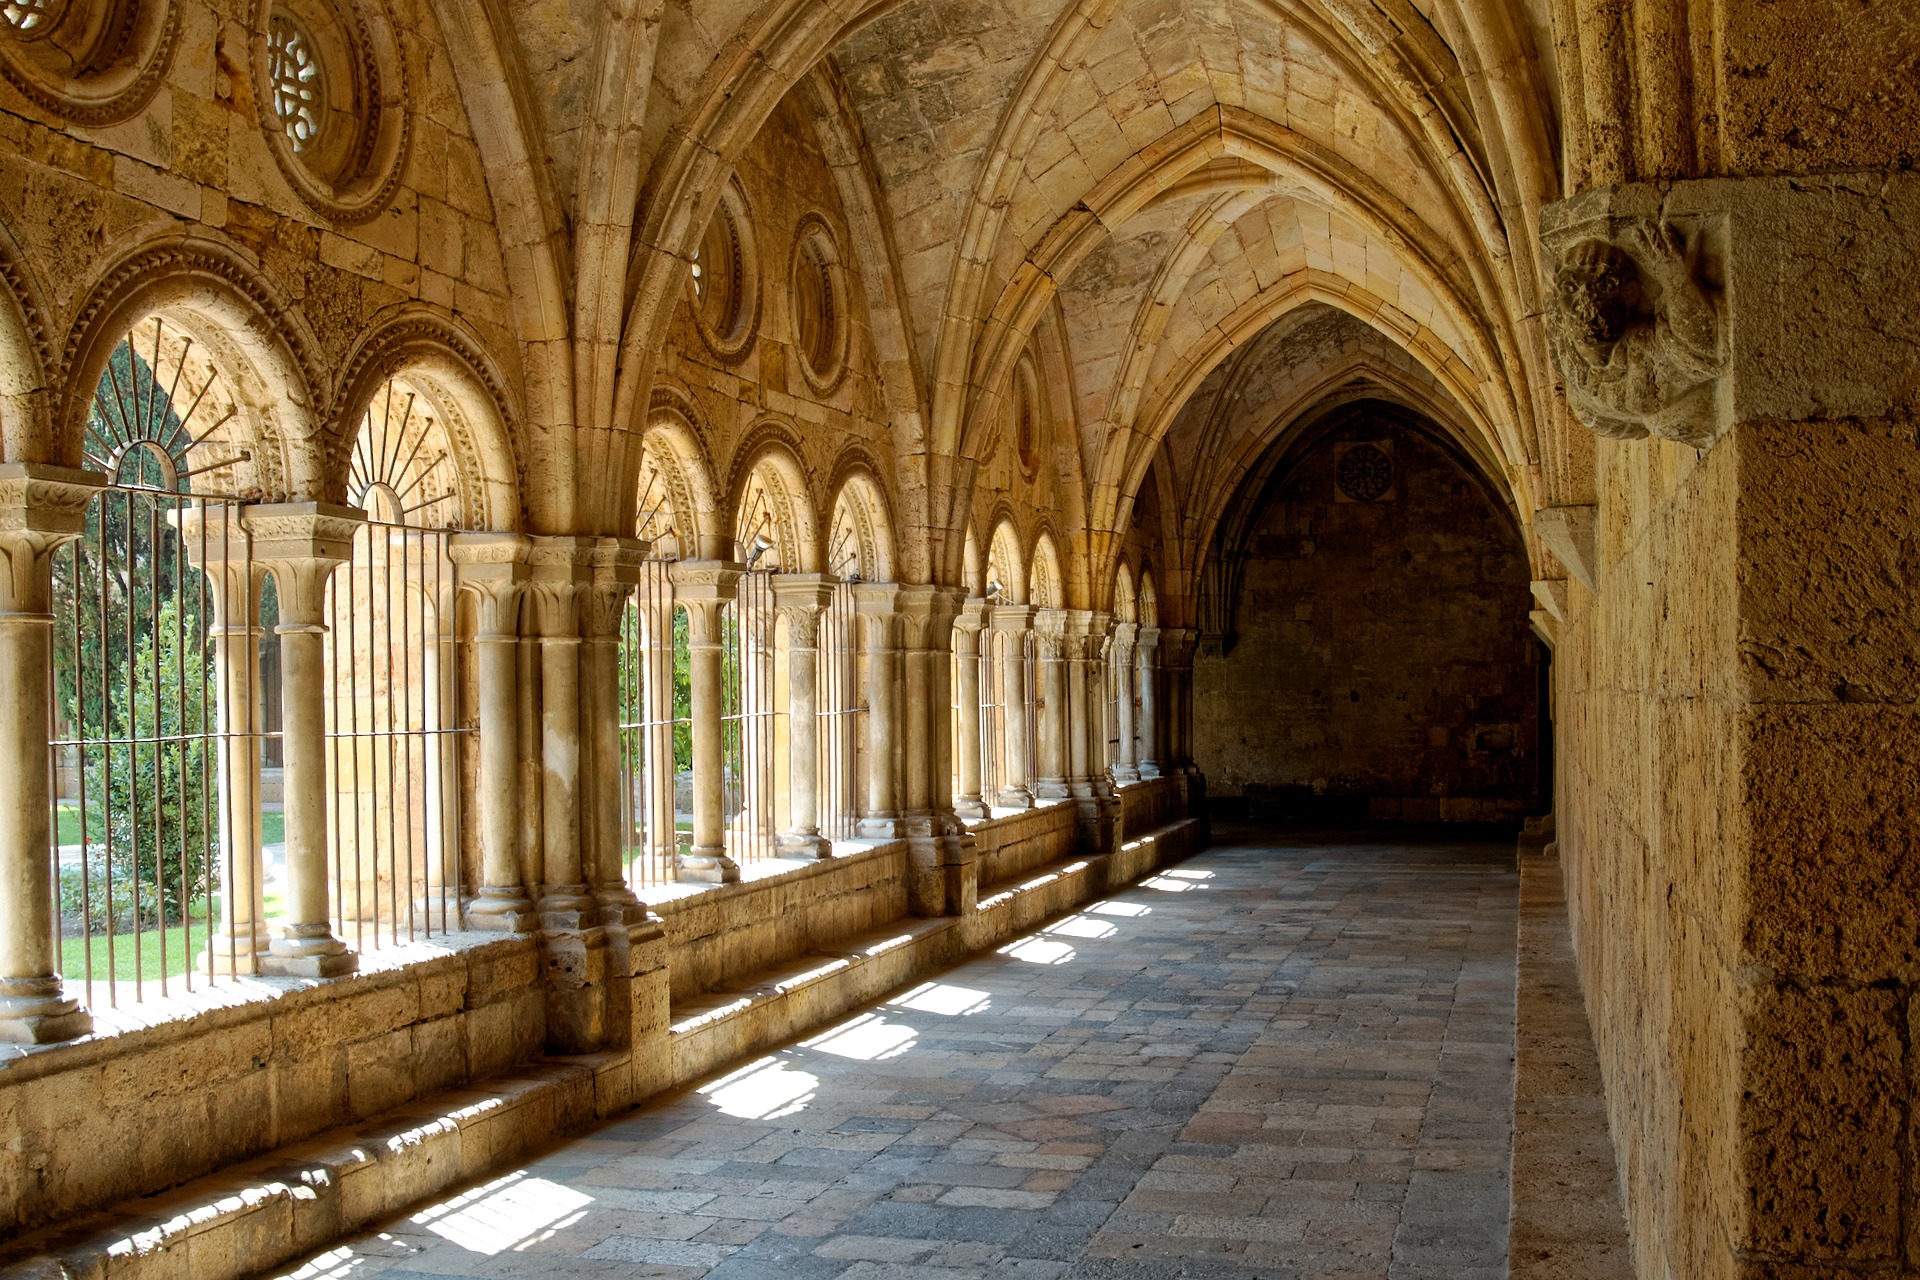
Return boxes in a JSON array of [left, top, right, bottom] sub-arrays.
[[1533, 505, 1598, 591], [0, 0, 180, 126]]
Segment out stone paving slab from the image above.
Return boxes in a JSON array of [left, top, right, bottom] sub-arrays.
[[264, 826, 1518, 1279]]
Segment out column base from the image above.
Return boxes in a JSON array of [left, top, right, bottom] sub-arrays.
[[678, 847, 740, 884], [197, 930, 271, 975], [261, 924, 357, 978], [1034, 778, 1071, 799], [953, 797, 990, 820], [857, 815, 903, 839], [1138, 763, 1163, 780], [1111, 766, 1140, 784], [594, 884, 650, 926], [538, 884, 599, 929], [995, 787, 1033, 811], [778, 832, 833, 859], [466, 888, 537, 933], [0, 990, 92, 1045]]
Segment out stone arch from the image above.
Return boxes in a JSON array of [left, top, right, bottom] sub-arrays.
[[1113, 560, 1136, 624], [986, 516, 1027, 605], [727, 430, 819, 573], [331, 307, 524, 531], [1138, 567, 1158, 628], [0, 216, 55, 464], [1029, 528, 1064, 610], [825, 465, 895, 584], [58, 237, 325, 501], [639, 388, 720, 558]]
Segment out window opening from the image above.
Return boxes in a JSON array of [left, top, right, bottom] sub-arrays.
[[267, 10, 325, 153]]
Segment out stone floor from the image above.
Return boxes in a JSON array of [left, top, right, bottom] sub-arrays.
[[267, 826, 1521, 1279]]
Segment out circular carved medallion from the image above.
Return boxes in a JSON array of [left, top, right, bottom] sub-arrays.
[[1336, 443, 1393, 502]]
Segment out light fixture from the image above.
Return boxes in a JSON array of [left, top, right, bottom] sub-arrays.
[[985, 580, 1002, 599], [744, 533, 774, 568]]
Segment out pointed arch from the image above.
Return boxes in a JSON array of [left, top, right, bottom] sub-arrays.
[[986, 517, 1027, 606], [727, 432, 820, 573], [826, 465, 895, 584]]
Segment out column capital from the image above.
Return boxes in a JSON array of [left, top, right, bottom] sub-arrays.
[[246, 502, 366, 625], [669, 559, 742, 604], [1159, 626, 1198, 666], [770, 572, 836, 613], [896, 583, 962, 650], [1136, 624, 1162, 654], [988, 602, 1033, 634], [1111, 620, 1139, 658], [0, 464, 104, 613], [956, 597, 992, 632], [582, 538, 649, 640], [451, 532, 532, 638]]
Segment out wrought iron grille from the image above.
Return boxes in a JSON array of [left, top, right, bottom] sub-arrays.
[[818, 580, 862, 841], [979, 630, 1005, 803], [618, 560, 687, 889], [722, 570, 779, 863], [323, 519, 464, 951]]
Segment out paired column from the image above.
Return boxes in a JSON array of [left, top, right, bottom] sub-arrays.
[[450, 533, 535, 930], [584, 539, 648, 920], [528, 538, 596, 925], [990, 605, 1034, 810], [251, 504, 363, 979], [772, 574, 833, 858], [952, 597, 991, 820], [1110, 621, 1139, 784], [0, 466, 99, 1043], [854, 584, 902, 838], [670, 561, 741, 883], [1135, 625, 1162, 778], [1032, 609, 1070, 799]]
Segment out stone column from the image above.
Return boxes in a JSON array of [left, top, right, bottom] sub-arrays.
[[1135, 625, 1161, 779], [251, 503, 363, 979], [450, 533, 534, 931], [584, 539, 648, 921], [1033, 609, 1070, 799], [670, 561, 740, 883], [174, 504, 271, 973], [854, 583, 902, 838], [952, 597, 991, 819], [1111, 621, 1138, 783], [420, 578, 457, 925], [1159, 627, 1198, 773], [897, 584, 972, 917], [772, 574, 833, 857], [528, 537, 595, 925], [0, 466, 99, 1044], [991, 605, 1034, 810]]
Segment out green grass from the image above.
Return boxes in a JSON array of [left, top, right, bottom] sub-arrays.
[[60, 917, 208, 986], [55, 803, 285, 846]]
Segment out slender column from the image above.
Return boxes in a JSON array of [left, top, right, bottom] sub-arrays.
[[854, 583, 902, 838], [585, 539, 647, 920], [421, 593, 456, 919], [991, 605, 1033, 810], [176, 506, 270, 971], [952, 598, 990, 819], [1135, 625, 1162, 779], [0, 466, 99, 1043], [642, 587, 678, 874], [1111, 621, 1138, 784], [670, 562, 740, 883], [896, 586, 962, 830], [528, 537, 596, 924], [1033, 609, 1070, 799], [450, 534, 534, 931], [252, 504, 364, 979], [1064, 621, 1092, 792], [772, 575, 833, 857]]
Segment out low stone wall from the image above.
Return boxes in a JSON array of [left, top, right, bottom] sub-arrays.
[[0, 935, 544, 1240], [0, 780, 1201, 1279]]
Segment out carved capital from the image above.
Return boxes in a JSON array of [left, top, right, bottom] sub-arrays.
[[989, 603, 1033, 636], [0, 464, 104, 614], [450, 532, 532, 639], [1542, 199, 1729, 449], [246, 502, 365, 625], [582, 538, 650, 640], [1158, 627, 1198, 668], [771, 573, 834, 646], [671, 560, 741, 642], [896, 583, 962, 652]]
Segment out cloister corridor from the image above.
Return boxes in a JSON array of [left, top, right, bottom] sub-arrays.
[[263, 828, 1598, 1280]]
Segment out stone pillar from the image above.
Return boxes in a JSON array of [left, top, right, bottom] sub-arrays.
[[528, 538, 595, 926], [1539, 174, 1920, 1280], [854, 583, 902, 839], [897, 585, 972, 918], [1135, 625, 1162, 779], [1159, 627, 1198, 773], [420, 580, 457, 925], [450, 533, 534, 931], [1033, 609, 1070, 799], [1111, 621, 1138, 783], [670, 561, 740, 883], [251, 503, 363, 979], [1064, 610, 1118, 851], [584, 539, 647, 921], [991, 605, 1034, 810], [772, 574, 833, 857], [175, 504, 271, 973], [952, 597, 991, 819], [0, 466, 99, 1044]]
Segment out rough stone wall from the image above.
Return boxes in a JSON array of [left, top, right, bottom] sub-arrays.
[[1192, 421, 1539, 822]]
